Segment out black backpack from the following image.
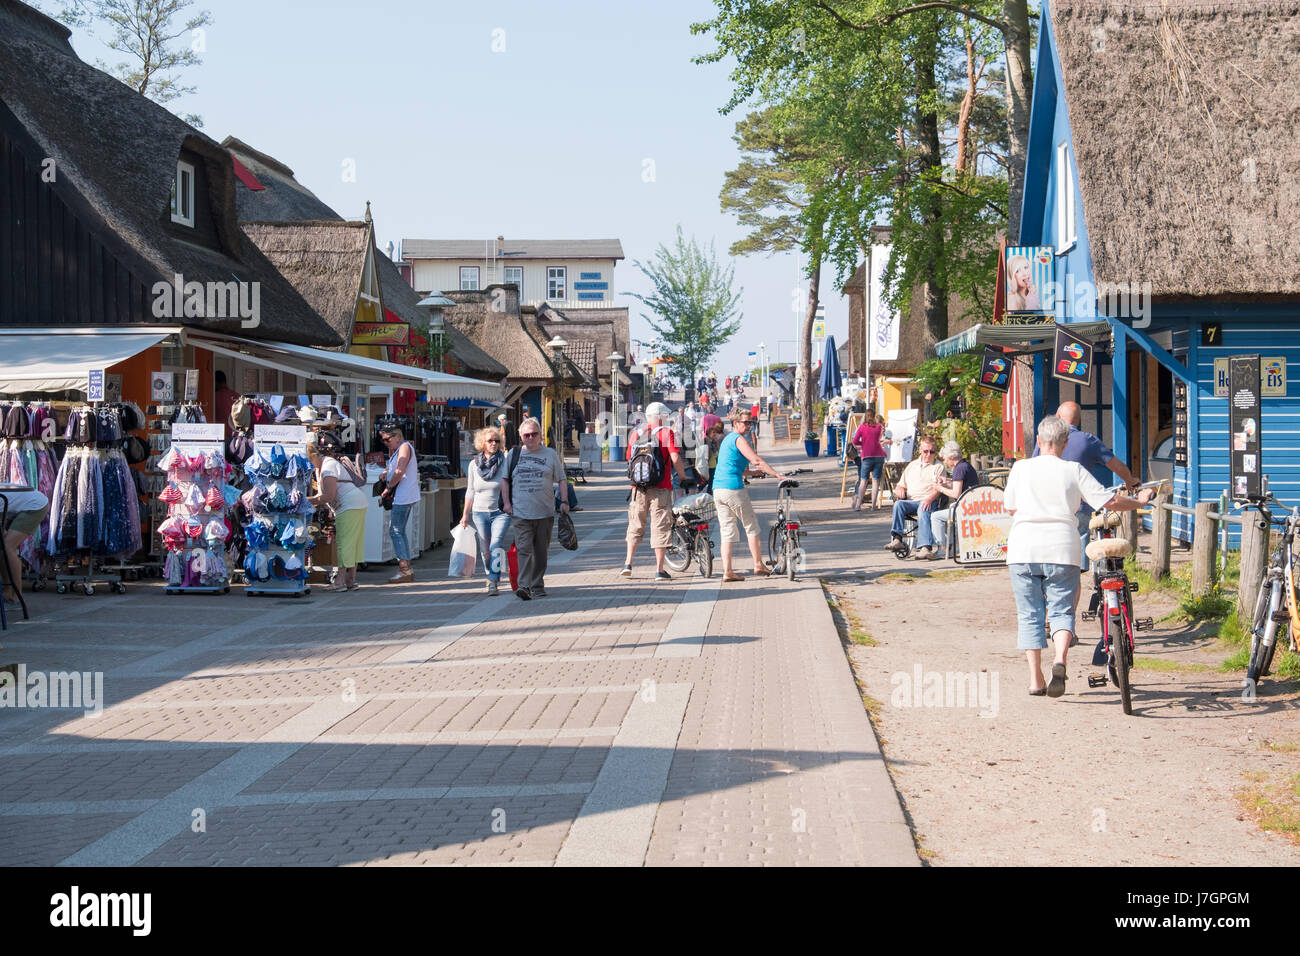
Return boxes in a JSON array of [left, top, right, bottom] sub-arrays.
[[627, 427, 667, 490]]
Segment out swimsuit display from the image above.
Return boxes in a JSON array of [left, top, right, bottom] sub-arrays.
[[156, 445, 234, 591]]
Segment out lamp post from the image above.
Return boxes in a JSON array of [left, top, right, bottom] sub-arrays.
[[417, 293, 454, 379], [547, 335, 567, 455], [608, 351, 623, 461]]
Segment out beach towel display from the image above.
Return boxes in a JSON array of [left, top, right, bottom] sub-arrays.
[[157, 423, 232, 594]]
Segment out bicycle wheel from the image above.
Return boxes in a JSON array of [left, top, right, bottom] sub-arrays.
[[664, 526, 692, 572], [1113, 611, 1134, 716], [694, 529, 713, 578], [768, 522, 784, 571], [785, 530, 797, 581], [1248, 581, 1280, 684]]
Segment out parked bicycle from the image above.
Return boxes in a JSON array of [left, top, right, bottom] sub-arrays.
[[664, 487, 716, 578], [1241, 492, 1300, 691], [765, 467, 812, 580], [1079, 481, 1164, 715]]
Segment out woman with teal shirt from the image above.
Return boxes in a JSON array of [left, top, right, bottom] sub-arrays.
[[713, 406, 786, 581]]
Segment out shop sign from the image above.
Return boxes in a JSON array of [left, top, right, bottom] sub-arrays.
[[87, 368, 105, 402], [978, 348, 1011, 393], [151, 372, 174, 402], [952, 485, 1011, 566], [1214, 356, 1286, 397], [1051, 326, 1094, 388], [1229, 354, 1262, 501], [254, 424, 308, 443], [172, 423, 224, 441], [352, 322, 409, 347], [1003, 245, 1054, 315]]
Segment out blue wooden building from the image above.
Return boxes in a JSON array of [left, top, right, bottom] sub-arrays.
[[1000, 0, 1300, 541]]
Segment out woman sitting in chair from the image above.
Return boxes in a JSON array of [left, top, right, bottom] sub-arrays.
[[927, 441, 979, 560]]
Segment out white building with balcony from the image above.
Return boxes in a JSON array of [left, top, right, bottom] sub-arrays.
[[400, 237, 623, 310]]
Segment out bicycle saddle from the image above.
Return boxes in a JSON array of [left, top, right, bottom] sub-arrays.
[[1089, 511, 1123, 531], [1086, 538, 1133, 562], [779, 479, 800, 490]]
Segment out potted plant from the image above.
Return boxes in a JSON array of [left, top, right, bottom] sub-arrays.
[[803, 430, 821, 458]]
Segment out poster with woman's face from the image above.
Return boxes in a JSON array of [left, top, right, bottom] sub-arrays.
[[1004, 246, 1053, 314]]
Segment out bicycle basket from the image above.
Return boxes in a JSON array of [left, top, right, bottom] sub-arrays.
[[674, 492, 716, 522]]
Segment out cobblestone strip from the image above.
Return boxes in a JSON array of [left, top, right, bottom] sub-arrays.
[[57, 695, 362, 866], [555, 682, 691, 866]]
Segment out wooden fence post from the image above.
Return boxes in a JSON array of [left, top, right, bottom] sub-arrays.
[[1149, 495, 1171, 580], [1237, 512, 1270, 626], [1191, 501, 1217, 596], [1120, 510, 1140, 549]]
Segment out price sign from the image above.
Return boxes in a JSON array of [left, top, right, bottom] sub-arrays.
[[87, 368, 105, 402], [184, 369, 199, 402]]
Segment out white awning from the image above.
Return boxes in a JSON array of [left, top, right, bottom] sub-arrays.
[[183, 332, 503, 401], [0, 327, 181, 393], [935, 321, 1113, 358]]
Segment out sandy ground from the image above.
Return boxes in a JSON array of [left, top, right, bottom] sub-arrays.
[[781, 444, 1300, 866]]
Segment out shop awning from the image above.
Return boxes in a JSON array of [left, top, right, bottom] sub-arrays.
[[184, 332, 503, 401], [934, 321, 1113, 358], [0, 327, 181, 393]]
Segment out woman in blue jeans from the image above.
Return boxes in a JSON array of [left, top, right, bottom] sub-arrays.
[[1003, 415, 1153, 697], [460, 426, 513, 595], [379, 425, 421, 584]]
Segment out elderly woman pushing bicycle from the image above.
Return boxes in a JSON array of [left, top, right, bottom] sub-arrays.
[[713, 405, 786, 582], [1003, 415, 1155, 698]]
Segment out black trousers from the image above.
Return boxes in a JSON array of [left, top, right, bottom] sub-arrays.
[[513, 516, 554, 590]]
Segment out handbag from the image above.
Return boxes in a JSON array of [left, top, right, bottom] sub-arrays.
[[372, 476, 393, 510], [557, 511, 579, 551]]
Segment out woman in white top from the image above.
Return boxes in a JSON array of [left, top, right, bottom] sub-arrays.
[[1004, 415, 1154, 698], [459, 426, 513, 596], [306, 433, 368, 592], [379, 425, 420, 584]]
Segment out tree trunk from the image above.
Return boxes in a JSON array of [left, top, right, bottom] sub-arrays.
[[914, 15, 948, 346], [800, 257, 822, 434], [1002, 0, 1034, 244], [955, 34, 976, 175]]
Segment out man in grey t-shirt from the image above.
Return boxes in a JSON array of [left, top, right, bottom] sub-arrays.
[[509, 418, 569, 600]]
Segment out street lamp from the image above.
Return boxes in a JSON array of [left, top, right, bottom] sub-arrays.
[[547, 335, 568, 454], [608, 351, 623, 461], [417, 293, 454, 377]]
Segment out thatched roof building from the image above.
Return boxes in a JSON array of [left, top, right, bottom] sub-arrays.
[[223, 137, 504, 379], [1045, 0, 1300, 299], [445, 287, 585, 387], [0, 0, 340, 346]]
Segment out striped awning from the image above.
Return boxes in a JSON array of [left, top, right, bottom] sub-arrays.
[[935, 321, 1113, 358]]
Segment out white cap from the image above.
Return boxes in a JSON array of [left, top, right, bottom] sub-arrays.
[[645, 401, 670, 422]]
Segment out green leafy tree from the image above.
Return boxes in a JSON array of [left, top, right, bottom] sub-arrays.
[[628, 227, 744, 396]]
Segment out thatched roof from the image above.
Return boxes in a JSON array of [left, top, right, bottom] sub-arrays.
[[373, 254, 507, 380], [535, 304, 631, 382], [444, 288, 578, 384], [222, 137, 341, 222], [240, 221, 369, 344], [0, 0, 341, 346], [1051, 0, 1300, 298], [402, 238, 624, 260]]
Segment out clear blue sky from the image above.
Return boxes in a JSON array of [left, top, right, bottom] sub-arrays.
[[65, 0, 851, 376]]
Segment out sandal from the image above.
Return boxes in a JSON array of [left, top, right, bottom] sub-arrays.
[[751, 565, 773, 577], [324, 583, 348, 593], [1047, 663, 1067, 698]]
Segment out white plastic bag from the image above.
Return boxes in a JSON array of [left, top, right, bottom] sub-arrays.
[[448, 523, 477, 578]]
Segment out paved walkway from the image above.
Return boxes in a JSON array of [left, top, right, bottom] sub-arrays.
[[0, 438, 917, 866]]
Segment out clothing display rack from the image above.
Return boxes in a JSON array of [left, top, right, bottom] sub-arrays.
[[241, 426, 313, 597], [47, 402, 144, 596], [0, 401, 60, 589], [157, 423, 235, 594]]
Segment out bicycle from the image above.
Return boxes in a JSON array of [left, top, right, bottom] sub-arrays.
[[664, 487, 716, 578], [1242, 493, 1300, 691], [1079, 481, 1164, 715], [765, 467, 812, 580]]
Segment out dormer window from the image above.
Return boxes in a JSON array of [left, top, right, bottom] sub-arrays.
[[171, 160, 195, 227]]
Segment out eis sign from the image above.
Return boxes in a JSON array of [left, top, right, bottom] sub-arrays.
[[1052, 326, 1094, 389], [953, 485, 1012, 566], [979, 348, 1011, 393]]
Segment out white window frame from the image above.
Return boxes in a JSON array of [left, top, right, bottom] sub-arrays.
[[460, 266, 479, 291], [502, 265, 523, 291], [547, 266, 566, 300], [1056, 141, 1078, 253], [170, 159, 195, 227]]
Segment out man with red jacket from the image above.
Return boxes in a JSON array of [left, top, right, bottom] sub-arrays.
[[620, 402, 688, 581]]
